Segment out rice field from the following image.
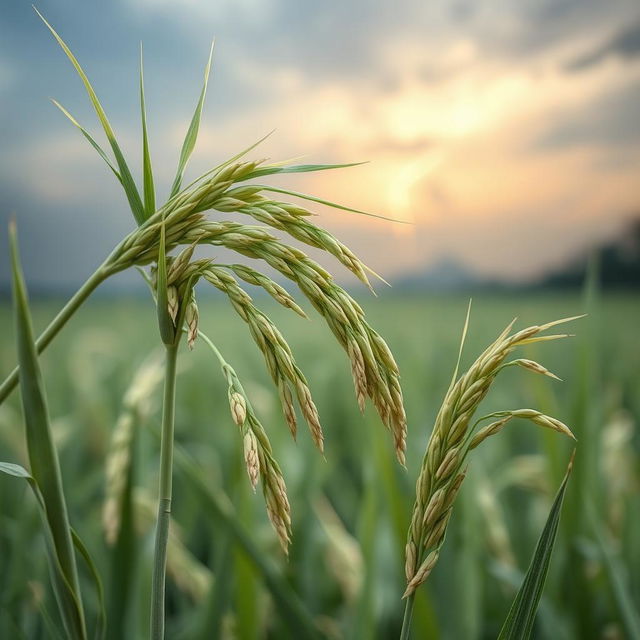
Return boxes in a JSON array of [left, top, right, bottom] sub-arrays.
[[1, 288, 638, 639]]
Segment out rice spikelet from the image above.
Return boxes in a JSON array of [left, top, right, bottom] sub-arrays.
[[403, 313, 580, 597]]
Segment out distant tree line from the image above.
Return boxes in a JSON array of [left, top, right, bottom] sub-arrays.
[[538, 218, 640, 289]]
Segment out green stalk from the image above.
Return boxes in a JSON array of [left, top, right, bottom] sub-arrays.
[[150, 343, 179, 639], [400, 595, 415, 640], [0, 264, 109, 404]]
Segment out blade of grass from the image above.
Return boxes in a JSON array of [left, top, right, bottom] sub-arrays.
[[498, 451, 575, 640], [0, 462, 85, 639], [449, 299, 472, 391], [36, 9, 145, 224], [169, 41, 214, 198], [107, 449, 139, 640], [50, 100, 123, 186], [0, 259, 108, 405], [245, 161, 366, 179], [253, 184, 408, 225], [9, 221, 87, 639], [139, 44, 156, 218], [71, 530, 106, 640]]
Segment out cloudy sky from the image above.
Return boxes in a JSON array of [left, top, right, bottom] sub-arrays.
[[1, 0, 639, 290]]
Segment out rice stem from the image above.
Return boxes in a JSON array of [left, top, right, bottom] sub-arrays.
[[150, 343, 179, 640], [400, 595, 415, 640], [0, 264, 108, 404]]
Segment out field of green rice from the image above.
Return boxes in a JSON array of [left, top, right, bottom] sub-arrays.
[[0, 289, 638, 639]]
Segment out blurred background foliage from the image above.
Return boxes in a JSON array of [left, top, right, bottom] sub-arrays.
[[1, 275, 638, 638]]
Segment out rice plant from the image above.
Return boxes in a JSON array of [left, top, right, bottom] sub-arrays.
[[1, 12, 406, 639], [2, 12, 625, 640], [400, 307, 579, 638]]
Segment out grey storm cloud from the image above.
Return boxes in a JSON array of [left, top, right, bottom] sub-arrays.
[[566, 20, 640, 72], [533, 80, 640, 151]]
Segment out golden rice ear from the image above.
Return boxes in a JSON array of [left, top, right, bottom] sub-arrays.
[[404, 313, 580, 595], [97, 144, 407, 460]]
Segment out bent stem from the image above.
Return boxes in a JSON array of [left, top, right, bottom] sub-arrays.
[[0, 264, 109, 404], [400, 594, 415, 640], [150, 343, 179, 640]]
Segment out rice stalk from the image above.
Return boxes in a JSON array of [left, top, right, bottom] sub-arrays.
[[198, 332, 293, 552], [400, 312, 581, 638], [133, 488, 213, 602], [0, 15, 408, 640]]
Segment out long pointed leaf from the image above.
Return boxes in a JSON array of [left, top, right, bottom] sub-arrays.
[[71, 530, 106, 640], [0, 465, 85, 639], [51, 100, 123, 185], [246, 161, 366, 179], [169, 41, 214, 198], [9, 221, 87, 639], [139, 44, 156, 218], [498, 452, 575, 640], [36, 9, 145, 224], [180, 129, 275, 194], [449, 299, 472, 391], [254, 183, 408, 224]]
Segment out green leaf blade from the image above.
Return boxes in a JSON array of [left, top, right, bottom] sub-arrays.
[[254, 183, 409, 224], [36, 9, 145, 225], [9, 220, 87, 640], [140, 45, 156, 219], [51, 100, 123, 186], [169, 41, 214, 198], [247, 161, 366, 178], [72, 529, 106, 640], [0, 461, 32, 479], [8, 222, 86, 639], [498, 452, 575, 640]]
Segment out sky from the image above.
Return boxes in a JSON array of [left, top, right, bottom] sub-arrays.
[[1, 0, 639, 290]]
